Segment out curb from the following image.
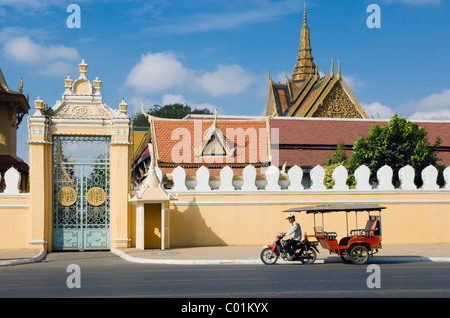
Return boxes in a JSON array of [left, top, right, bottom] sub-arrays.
[[111, 248, 450, 265], [111, 248, 261, 265], [0, 249, 47, 267]]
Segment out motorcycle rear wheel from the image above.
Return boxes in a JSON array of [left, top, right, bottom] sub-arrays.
[[300, 248, 317, 264], [261, 247, 278, 265]]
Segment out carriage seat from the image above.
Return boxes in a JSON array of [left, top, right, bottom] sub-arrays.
[[314, 226, 337, 240], [350, 219, 380, 237]]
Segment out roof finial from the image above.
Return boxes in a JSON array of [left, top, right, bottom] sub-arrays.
[[330, 57, 334, 78], [337, 59, 341, 80], [19, 77, 23, 94], [303, 0, 307, 27], [213, 107, 218, 128], [292, 0, 316, 82]]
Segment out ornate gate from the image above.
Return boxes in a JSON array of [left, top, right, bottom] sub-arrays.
[[52, 136, 111, 251]]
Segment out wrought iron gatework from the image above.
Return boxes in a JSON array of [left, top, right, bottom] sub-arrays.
[[52, 136, 111, 251]]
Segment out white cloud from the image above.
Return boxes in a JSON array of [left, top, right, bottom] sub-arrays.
[[408, 89, 450, 120], [0, 0, 96, 10], [125, 52, 190, 92], [363, 102, 395, 119], [342, 74, 365, 92], [162, 94, 188, 105], [125, 52, 254, 97], [199, 64, 253, 96], [413, 89, 450, 110], [0, 0, 50, 8], [3, 36, 80, 76], [162, 94, 223, 115], [409, 110, 450, 120]]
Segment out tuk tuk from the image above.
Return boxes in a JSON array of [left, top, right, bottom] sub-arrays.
[[284, 203, 386, 265]]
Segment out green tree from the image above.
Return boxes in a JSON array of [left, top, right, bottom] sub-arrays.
[[324, 143, 355, 189], [351, 114, 442, 187], [132, 103, 213, 127]]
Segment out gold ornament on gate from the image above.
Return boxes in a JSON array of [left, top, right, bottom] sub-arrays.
[[87, 187, 106, 206], [58, 187, 77, 207]]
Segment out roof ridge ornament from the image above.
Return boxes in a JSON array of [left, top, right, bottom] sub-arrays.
[[337, 59, 341, 80], [78, 59, 87, 79]]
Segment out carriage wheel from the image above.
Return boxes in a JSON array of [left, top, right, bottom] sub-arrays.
[[349, 245, 370, 265]]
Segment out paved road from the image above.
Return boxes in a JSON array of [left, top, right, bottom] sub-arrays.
[[1, 251, 449, 299]]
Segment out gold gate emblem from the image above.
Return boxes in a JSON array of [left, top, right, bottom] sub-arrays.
[[87, 187, 106, 206], [58, 187, 77, 207]]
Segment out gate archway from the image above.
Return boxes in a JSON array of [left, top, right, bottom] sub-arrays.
[[52, 136, 111, 250], [28, 60, 131, 252]]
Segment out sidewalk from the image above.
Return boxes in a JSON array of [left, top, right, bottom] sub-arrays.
[[112, 244, 450, 265], [0, 249, 46, 266], [2, 244, 450, 266]]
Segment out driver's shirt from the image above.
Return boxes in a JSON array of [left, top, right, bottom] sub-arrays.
[[284, 221, 302, 241]]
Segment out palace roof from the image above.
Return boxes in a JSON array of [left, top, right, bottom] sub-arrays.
[[271, 117, 450, 169], [0, 68, 30, 116], [265, 4, 367, 119], [133, 114, 272, 178], [133, 115, 450, 180]]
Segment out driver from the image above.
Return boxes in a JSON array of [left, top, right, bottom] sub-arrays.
[[284, 213, 302, 260]]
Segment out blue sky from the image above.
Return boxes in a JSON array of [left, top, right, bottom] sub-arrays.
[[1, 0, 450, 163]]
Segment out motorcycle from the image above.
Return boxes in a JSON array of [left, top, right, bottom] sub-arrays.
[[261, 232, 319, 265]]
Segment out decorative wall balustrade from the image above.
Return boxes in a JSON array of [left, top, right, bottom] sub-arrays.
[[3, 163, 449, 195], [164, 164, 450, 192], [0, 167, 24, 195]]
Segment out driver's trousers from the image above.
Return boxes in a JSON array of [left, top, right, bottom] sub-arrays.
[[285, 239, 300, 256]]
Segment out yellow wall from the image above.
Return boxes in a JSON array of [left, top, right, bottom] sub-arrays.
[[163, 191, 450, 247], [0, 195, 30, 248], [1, 183, 449, 249]]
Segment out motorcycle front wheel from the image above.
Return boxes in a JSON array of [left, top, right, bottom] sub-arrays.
[[300, 248, 317, 264], [260, 247, 278, 265]]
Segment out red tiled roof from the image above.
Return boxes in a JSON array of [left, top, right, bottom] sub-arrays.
[[136, 116, 450, 178], [152, 118, 271, 167], [271, 117, 450, 168]]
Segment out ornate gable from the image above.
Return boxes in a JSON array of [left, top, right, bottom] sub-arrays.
[[194, 111, 235, 158], [311, 82, 363, 118], [51, 60, 121, 119]]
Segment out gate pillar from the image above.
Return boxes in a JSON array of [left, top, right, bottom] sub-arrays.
[[28, 99, 52, 250]]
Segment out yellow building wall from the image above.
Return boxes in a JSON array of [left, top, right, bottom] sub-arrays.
[[163, 191, 450, 247], [1, 184, 449, 249], [0, 195, 30, 248], [110, 143, 132, 249]]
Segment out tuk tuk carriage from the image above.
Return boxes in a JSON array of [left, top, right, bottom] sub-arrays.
[[284, 203, 386, 265]]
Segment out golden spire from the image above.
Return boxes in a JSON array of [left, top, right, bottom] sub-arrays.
[[292, 0, 316, 82]]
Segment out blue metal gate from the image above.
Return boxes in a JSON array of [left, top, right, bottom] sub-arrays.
[[52, 136, 111, 251]]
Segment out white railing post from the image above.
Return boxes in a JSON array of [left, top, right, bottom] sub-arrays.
[[265, 165, 281, 191], [4, 167, 21, 195]]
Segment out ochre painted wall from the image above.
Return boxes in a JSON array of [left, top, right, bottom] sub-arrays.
[[163, 191, 450, 247], [0, 195, 30, 248]]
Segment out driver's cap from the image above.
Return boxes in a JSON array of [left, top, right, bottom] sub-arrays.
[[286, 213, 294, 219]]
